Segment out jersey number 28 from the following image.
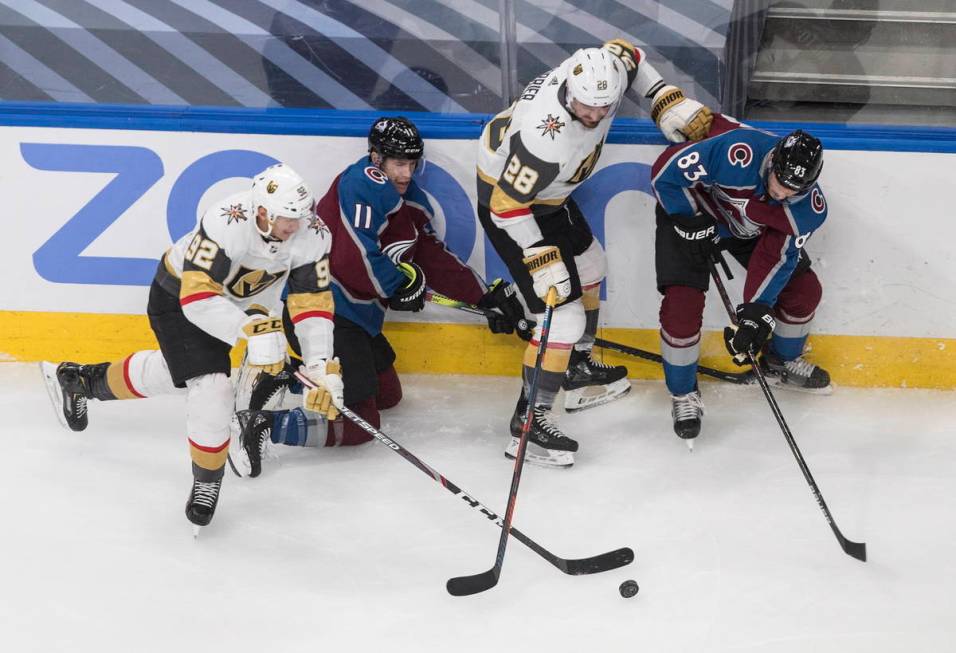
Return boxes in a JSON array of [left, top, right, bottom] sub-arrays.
[[503, 154, 540, 195]]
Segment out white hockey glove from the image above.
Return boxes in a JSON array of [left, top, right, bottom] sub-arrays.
[[302, 358, 344, 421], [522, 245, 571, 303], [241, 316, 287, 375], [651, 85, 713, 143]]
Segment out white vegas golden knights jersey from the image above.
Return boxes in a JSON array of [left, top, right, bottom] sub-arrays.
[[476, 40, 664, 248], [158, 190, 334, 366]]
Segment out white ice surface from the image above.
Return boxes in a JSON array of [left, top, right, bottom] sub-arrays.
[[3, 362, 955, 653]]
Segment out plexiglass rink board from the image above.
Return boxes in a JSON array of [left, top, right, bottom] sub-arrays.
[[0, 0, 725, 115]]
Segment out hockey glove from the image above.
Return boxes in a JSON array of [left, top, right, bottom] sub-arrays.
[[672, 213, 721, 261], [388, 262, 426, 312], [522, 245, 571, 303], [241, 316, 287, 375], [477, 279, 529, 337], [302, 358, 344, 420], [651, 85, 713, 143], [724, 302, 776, 365], [603, 38, 639, 75]]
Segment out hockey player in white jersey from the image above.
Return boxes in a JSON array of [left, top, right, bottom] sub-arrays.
[[477, 39, 713, 467], [40, 164, 343, 531]]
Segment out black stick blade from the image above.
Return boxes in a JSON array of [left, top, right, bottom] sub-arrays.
[[446, 568, 500, 597], [563, 547, 635, 575], [842, 538, 867, 562]]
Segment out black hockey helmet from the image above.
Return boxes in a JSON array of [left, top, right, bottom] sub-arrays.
[[771, 130, 823, 193], [368, 116, 424, 160]]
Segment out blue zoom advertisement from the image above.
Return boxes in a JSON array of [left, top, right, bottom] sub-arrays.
[[25, 142, 654, 299]]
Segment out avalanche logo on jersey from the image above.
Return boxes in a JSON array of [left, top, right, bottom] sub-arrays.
[[727, 142, 753, 167], [227, 266, 283, 298], [364, 166, 388, 185], [537, 114, 566, 140], [221, 204, 248, 224], [710, 187, 761, 239], [811, 187, 826, 214]]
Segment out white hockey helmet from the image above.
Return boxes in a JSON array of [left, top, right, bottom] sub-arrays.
[[251, 163, 315, 238], [565, 47, 625, 109]]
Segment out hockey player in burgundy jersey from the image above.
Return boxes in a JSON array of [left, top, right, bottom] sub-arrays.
[[651, 114, 832, 443], [230, 117, 527, 478], [477, 38, 714, 467], [40, 164, 342, 531]]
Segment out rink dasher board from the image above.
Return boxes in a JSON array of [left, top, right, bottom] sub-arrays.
[[0, 107, 953, 389]]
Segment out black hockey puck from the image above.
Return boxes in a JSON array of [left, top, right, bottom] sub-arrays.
[[619, 579, 639, 598]]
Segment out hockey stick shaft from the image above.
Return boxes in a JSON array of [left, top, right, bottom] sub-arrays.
[[592, 337, 753, 385], [292, 369, 634, 578], [446, 287, 559, 596], [425, 290, 534, 338], [708, 256, 866, 562], [426, 290, 752, 385]]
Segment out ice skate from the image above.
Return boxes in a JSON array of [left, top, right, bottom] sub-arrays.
[[227, 410, 273, 478], [236, 361, 298, 412], [671, 388, 704, 450], [562, 348, 630, 412], [39, 361, 105, 432], [759, 351, 833, 395], [186, 475, 222, 535], [507, 400, 577, 468]]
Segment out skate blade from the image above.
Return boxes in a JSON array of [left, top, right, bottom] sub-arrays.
[[564, 378, 631, 413], [192, 525, 202, 539], [226, 451, 250, 478], [39, 362, 70, 431], [764, 375, 834, 396], [505, 441, 574, 468]]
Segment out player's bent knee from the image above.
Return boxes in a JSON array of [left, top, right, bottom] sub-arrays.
[[328, 397, 377, 446], [375, 365, 402, 410], [777, 269, 822, 319], [548, 300, 587, 345], [660, 286, 705, 338], [575, 239, 607, 287], [185, 373, 233, 441]]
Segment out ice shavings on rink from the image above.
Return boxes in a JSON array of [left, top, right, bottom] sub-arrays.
[[2, 362, 955, 652]]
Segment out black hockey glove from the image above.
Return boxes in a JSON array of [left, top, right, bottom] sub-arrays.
[[723, 302, 776, 365], [477, 279, 532, 339], [388, 262, 426, 312], [672, 213, 720, 261]]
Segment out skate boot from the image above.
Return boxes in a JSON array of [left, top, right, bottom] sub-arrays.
[[227, 410, 273, 478], [39, 361, 108, 432], [759, 350, 833, 394], [671, 388, 704, 449], [236, 361, 299, 412], [507, 398, 578, 468], [562, 348, 631, 412], [251, 362, 300, 410], [186, 469, 223, 531]]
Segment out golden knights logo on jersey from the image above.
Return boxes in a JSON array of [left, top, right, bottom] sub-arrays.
[[308, 214, 330, 237], [221, 204, 248, 224], [227, 266, 283, 298], [537, 114, 566, 140]]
